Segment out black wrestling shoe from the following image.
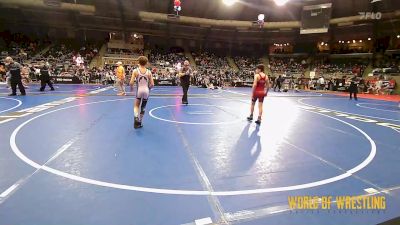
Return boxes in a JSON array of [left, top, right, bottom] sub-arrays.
[[182, 101, 188, 105], [20, 93, 26, 96], [8, 93, 16, 96], [50, 88, 55, 91], [134, 117, 140, 129], [255, 119, 261, 125], [247, 115, 253, 121]]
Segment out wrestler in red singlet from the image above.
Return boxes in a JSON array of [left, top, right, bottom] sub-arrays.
[[247, 64, 270, 125], [253, 73, 267, 102]]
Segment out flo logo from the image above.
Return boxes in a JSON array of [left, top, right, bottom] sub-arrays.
[[359, 12, 382, 20]]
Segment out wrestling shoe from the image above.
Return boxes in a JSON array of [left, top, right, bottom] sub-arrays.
[[134, 117, 140, 129]]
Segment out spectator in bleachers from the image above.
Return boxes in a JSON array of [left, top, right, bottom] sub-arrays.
[[269, 57, 307, 78]]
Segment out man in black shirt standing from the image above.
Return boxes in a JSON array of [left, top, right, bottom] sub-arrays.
[[5, 57, 26, 96], [178, 60, 192, 105], [349, 77, 358, 101], [274, 75, 282, 92], [39, 64, 55, 91]]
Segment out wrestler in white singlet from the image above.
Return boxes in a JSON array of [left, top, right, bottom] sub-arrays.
[[136, 68, 150, 100]]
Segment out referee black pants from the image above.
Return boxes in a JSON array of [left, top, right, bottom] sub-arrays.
[[274, 83, 281, 91], [349, 91, 358, 100], [11, 79, 26, 95], [40, 79, 54, 91], [181, 78, 190, 103]]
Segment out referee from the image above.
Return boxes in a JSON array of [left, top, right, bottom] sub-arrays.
[[179, 60, 192, 105], [349, 77, 358, 101], [5, 57, 26, 96], [39, 64, 55, 91]]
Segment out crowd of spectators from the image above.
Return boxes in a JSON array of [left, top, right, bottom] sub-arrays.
[[313, 58, 367, 78], [191, 52, 233, 87], [149, 49, 188, 81], [0, 32, 49, 64], [0, 40, 102, 85], [305, 75, 395, 95], [1, 35, 398, 95], [234, 56, 260, 74], [0, 41, 43, 63], [193, 52, 229, 70], [228, 56, 260, 84], [269, 57, 307, 76], [151, 52, 187, 69], [372, 55, 400, 75], [43, 42, 98, 65], [29, 42, 99, 80], [106, 48, 143, 57]]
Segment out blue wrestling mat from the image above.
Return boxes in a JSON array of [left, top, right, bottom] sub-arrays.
[[0, 84, 399, 225]]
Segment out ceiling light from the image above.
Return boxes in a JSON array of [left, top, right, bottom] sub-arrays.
[[222, 0, 237, 6], [274, 0, 290, 6]]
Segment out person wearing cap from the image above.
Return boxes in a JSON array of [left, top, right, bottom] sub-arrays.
[[115, 61, 126, 96], [5, 56, 25, 96], [178, 60, 192, 105]]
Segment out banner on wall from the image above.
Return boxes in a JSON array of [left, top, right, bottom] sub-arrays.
[[154, 79, 176, 86]]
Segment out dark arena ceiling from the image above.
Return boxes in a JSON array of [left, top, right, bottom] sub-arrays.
[[0, 0, 399, 43]]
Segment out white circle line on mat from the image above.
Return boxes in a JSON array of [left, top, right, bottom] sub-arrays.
[[0, 97, 22, 114], [149, 104, 241, 125], [10, 98, 376, 196], [297, 97, 400, 122], [356, 103, 400, 113]]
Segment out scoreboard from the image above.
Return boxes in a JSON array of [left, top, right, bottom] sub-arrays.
[[300, 3, 332, 34]]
